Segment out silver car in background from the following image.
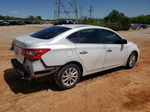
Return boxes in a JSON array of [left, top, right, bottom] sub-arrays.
[[11, 24, 140, 89]]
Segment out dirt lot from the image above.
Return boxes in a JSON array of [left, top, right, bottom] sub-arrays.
[[0, 24, 150, 112]]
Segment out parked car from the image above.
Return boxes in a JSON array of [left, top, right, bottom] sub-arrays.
[[139, 24, 148, 29], [130, 24, 139, 30], [66, 20, 75, 24], [0, 20, 9, 26], [11, 25, 140, 89], [32, 21, 42, 24], [0, 20, 5, 26], [130, 24, 149, 30], [8, 20, 25, 25], [24, 21, 33, 24], [53, 20, 68, 25]]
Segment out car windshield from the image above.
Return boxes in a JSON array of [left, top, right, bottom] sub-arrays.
[[31, 26, 70, 39]]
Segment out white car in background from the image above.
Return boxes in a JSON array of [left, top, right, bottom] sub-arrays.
[[11, 24, 140, 89]]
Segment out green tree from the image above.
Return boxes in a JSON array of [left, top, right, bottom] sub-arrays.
[[0, 15, 5, 20], [35, 16, 42, 21], [130, 15, 150, 24], [104, 10, 130, 30], [27, 15, 34, 21]]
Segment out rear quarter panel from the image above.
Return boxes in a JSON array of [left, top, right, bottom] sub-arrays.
[[41, 43, 88, 76], [41, 44, 83, 67]]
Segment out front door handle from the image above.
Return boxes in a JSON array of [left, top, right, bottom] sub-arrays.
[[107, 49, 112, 52], [79, 50, 88, 54]]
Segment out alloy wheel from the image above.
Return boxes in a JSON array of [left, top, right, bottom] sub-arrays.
[[62, 67, 78, 87]]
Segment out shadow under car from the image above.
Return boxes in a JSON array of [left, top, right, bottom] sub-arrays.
[[4, 67, 123, 94]]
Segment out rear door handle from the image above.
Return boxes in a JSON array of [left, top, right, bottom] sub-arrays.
[[107, 49, 112, 52], [79, 50, 88, 54]]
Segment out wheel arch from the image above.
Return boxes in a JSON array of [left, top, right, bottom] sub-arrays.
[[62, 61, 83, 76], [124, 50, 139, 66]]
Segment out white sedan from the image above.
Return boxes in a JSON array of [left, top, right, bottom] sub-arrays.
[[11, 24, 140, 89]]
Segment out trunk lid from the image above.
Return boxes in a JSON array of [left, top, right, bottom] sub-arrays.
[[13, 35, 48, 63], [14, 35, 48, 47]]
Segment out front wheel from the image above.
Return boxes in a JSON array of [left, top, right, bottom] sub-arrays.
[[126, 52, 137, 68], [54, 64, 81, 90]]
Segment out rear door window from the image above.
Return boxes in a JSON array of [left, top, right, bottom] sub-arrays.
[[77, 29, 101, 44]]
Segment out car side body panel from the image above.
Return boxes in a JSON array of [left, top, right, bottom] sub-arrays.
[[103, 44, 128, 68], [75, 44, 105, 73]]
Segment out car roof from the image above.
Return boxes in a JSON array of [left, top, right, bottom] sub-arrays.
[[57, 24, 110, 30]]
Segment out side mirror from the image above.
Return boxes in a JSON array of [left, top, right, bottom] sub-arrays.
[[122, 39, 127, 44]]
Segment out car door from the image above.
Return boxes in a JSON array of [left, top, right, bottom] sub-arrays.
[[75, 29, 105, 73], [101, 29, 127, 68]]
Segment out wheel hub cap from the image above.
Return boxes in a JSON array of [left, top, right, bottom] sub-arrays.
[[129, 55, 136, 67], [62, 67, 78, 87]]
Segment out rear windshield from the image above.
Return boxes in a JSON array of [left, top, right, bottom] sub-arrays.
[[31, 26, 70, 39]]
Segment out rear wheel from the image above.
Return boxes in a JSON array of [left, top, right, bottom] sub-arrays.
[[126, 52, 137, 68], [54, 64, 81, 90]]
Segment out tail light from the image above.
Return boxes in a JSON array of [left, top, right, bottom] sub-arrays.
[[21, 48, 50, 59]]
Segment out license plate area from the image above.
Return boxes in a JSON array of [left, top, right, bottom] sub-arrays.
[[14, 46, 24, 64]]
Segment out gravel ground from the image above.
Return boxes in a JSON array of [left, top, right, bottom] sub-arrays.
[[0, 25, 150, 112]]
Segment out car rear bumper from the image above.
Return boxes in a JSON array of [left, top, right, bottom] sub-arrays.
[[11, 59, 60, 80], [11, 59, 29, 79]]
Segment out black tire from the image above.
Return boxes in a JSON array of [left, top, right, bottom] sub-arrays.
[[126, 52, 137, 69], [54, 64, 81, 90]]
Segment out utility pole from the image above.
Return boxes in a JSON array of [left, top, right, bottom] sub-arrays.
[[54, 0, 61, 20], [57, 0, 61, 20], [72, 0, 78, 20], [79, 7, 83, 19], [89, 6, 93, 19]]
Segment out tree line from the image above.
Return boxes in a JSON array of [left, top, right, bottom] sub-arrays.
[[130, 15, 150, 24], [0, 10, 150, 30], [0, 15, 42, 21], [79, 10, 150, 30]]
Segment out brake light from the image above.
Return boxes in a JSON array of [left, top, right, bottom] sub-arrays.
[[21, 48, 50, 59]]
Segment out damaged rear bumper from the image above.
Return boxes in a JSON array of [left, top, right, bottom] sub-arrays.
[[11, 59, 60, 80]]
